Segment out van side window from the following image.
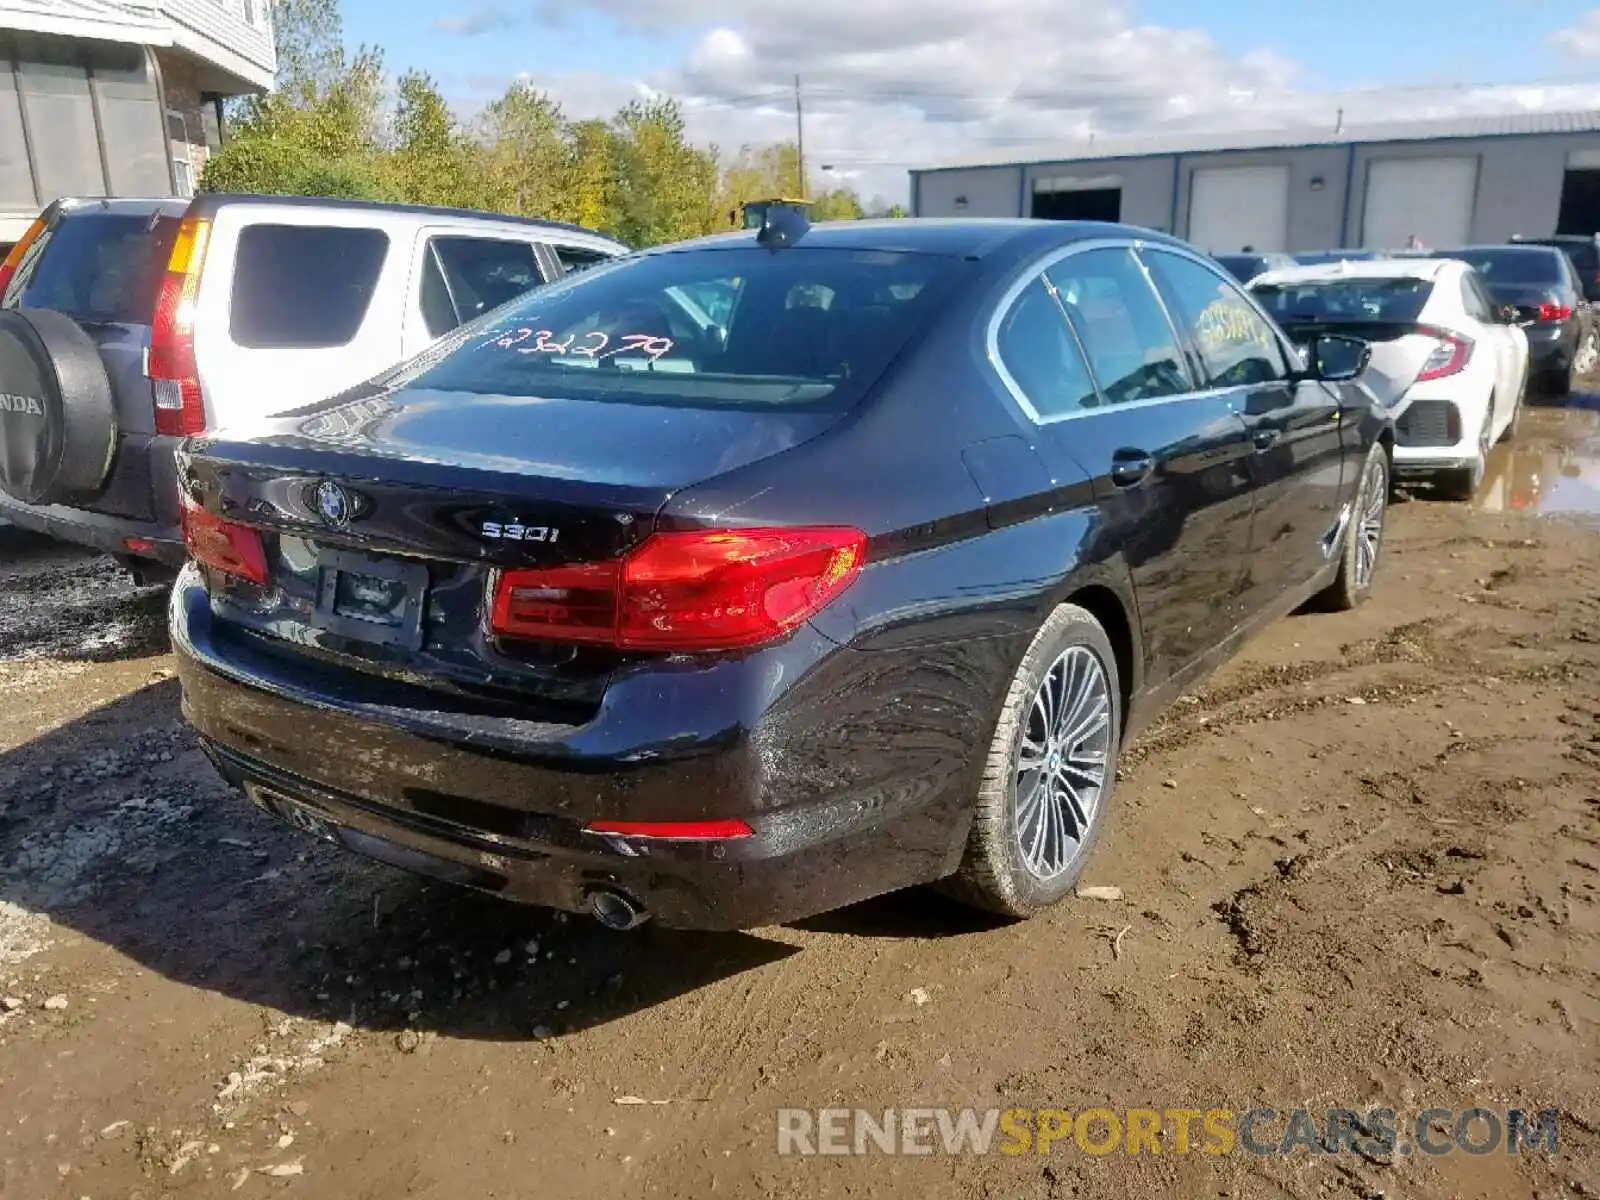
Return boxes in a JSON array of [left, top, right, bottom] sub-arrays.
[[420, 237, 544, 336], [551, 244, 613, 274], [230, 225, 390, 349]]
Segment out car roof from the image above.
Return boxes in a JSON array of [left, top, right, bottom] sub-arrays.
[[1428, 244, 1565, 257], [186, 193, 626, 246], [1251, 258, 1456, 286], [52, 196, 190, 219], [645, 218, 1195, 260]]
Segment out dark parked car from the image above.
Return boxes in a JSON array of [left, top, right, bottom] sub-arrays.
[[1214, 252, 1296, 284], [1293, 249, 1389, 266], [166, 216, 1393, 931], [1513, 234, 1600, 304], [1417, 245, 1597, 395]]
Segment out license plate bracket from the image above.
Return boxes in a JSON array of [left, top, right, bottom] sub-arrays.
[[312, 546, 429, 651]]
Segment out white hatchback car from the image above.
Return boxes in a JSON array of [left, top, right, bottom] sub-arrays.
[[1251, 258, 1529, 499]]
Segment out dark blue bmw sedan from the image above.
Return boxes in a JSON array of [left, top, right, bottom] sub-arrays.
[[170, 214, 1392, 930]]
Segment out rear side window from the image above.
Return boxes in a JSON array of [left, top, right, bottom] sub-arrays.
[[1044, 247, 1190, 405], [229, 224, 389, 349], [399, 247, 967, 412], [5, 212, 179, 322], [420, 237, 544, 338], [1147, 250, 1289, 388], [994, 277, 1098, 418]]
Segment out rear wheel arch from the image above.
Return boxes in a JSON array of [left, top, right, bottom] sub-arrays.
[[1057, 580, 1139, 731]]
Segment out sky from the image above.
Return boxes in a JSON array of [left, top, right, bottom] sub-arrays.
[[338, 0, 1600, 205]]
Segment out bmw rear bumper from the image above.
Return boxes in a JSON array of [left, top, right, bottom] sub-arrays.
[[169, 567, 977, 930]]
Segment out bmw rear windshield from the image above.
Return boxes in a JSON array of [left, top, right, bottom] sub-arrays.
[[392, 247, 969, 412], [1250, 276, 1434, 324]]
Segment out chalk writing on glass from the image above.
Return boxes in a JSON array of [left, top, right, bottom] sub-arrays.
[[479, 327, 674, 364]]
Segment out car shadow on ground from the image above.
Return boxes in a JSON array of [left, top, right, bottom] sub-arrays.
[[0, 680, 803, 1042], [0, 533, 170, 663]]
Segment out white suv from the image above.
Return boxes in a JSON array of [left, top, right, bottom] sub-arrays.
[[1251, 257, 1530, 500], [0, 195, 626, 578]]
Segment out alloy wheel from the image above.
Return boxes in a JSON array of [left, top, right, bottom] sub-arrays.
[[1014, 645, 1112, 880], [1354, 453, 1387, 589]]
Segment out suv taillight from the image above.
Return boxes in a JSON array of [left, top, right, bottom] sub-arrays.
[[150, 217, 211, 437], [181, 493, 268, 586], [1415, 326, 1473, 382], [0, 215, 46, 302], [1535, 302, 1573, 322], [490, 527, 867, 652]]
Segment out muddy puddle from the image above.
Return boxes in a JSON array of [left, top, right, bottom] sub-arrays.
[[1473, 398, 1600, 518]]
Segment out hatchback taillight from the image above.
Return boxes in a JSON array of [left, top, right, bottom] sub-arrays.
[[150, 217, 211, 437], [181, 494, 268, 586], [1415, 326, 1473, 382], [489, 527, 867, 652]]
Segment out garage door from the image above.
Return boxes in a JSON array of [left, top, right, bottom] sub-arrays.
[[1187, 166, 1290, 255], [1361, 158, 1477, 250]]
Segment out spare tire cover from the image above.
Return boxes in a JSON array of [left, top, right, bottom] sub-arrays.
[[0, 309, 116, 506]]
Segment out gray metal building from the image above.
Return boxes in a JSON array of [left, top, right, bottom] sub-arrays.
[[909, 110, 1600, 253]]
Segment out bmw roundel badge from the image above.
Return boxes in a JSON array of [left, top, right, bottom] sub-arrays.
[[313, 480, 357, 528]]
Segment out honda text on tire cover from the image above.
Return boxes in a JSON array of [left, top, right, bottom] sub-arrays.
[[169, 215, 1394, 931]]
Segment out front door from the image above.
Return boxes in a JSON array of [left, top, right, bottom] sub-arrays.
[[1142, 247, 1346, 611]]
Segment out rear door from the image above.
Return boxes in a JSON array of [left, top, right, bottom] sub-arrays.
[[1145, 246, 1346, 608], [1021, 244, 1258, 678], [193, 206, 403, 428]]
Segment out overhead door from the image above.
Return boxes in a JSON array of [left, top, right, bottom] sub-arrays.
[[1361, 157, 1477, 250], [1187, 166, 1290, 255]]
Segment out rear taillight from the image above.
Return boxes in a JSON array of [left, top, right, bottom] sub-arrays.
[[490, 526, 867, 652], [181, 494, 268, 586], [1535, 302, 1573, 322], [150, 217, 211, 437], [0, 214, 46, 302], [1415, 326, 1473, 382]]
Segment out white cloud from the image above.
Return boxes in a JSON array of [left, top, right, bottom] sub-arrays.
[[443, 0, 1600, 202], [1553, 9, 1600, 59]]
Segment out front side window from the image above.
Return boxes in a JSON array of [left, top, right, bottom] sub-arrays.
[[230, 224, 390, 349], [396, 247, 968, 412], [1044, 247, 1190, 406], [1146, 250, 1289, 388], [993, 276, 1098, 418]]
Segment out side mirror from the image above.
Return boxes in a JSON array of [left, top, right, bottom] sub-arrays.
[[1307, 333, 1370, 382]]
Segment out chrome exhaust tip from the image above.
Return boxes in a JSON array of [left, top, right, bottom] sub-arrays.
[[588, 888, 650, 931]]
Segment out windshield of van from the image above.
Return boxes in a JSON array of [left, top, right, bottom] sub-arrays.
[[398, 247, 968, 412]]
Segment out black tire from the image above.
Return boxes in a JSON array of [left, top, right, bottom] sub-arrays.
[[1315, 441, 1389, 612], [1433, 409, 1490, 502], [1497, 372, 1525, 444], [0, 309, 116, 506], [943, 603, 1123, 918]]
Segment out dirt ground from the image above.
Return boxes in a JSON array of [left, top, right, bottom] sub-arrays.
[[3, 394, 1600, 1200]]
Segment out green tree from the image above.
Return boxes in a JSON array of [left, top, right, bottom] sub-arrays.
[[477, 82, 569, 219], [384, 70, 477, 208], [609, 98, 718, 246]]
